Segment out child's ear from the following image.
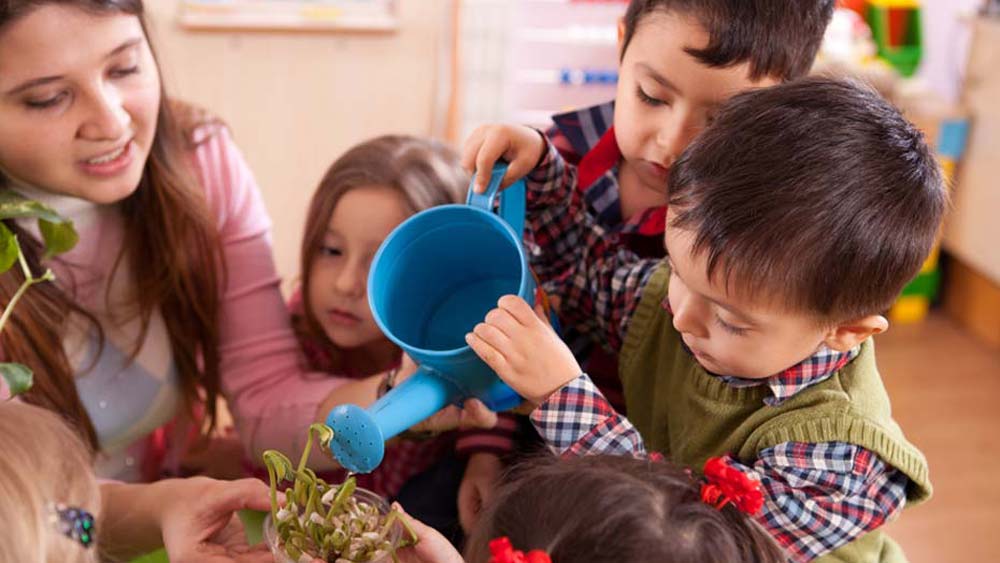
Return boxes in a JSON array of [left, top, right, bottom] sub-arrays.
[[822, 315, 888, 352], [617, 18, 626, 57]]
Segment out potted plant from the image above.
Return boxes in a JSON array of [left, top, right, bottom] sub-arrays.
[[0, 190, 78, 398], [262, 424, 418, 562]]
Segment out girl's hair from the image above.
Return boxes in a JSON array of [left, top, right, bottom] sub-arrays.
[[296, 134, 467, 367], [465, 455, 785, 563], [0, 1, 226, 449], [0, 402, 101, 563]]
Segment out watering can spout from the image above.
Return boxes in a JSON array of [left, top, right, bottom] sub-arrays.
[[325, 367, 459, 473]]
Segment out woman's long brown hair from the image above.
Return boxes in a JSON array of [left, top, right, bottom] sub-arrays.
[[0, 1, 225, 451]]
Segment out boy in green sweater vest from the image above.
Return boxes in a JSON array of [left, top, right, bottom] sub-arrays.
[[462, 78, 945, 562]]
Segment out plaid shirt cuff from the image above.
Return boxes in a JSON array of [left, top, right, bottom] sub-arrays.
[[525, 135, 578, 208], [727, 443, 909, 561], [530, 373, 648, 458]]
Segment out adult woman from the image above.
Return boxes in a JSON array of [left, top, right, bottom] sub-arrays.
[[0, 0, 436, 483]]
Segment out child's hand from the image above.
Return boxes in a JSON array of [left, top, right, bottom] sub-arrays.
[[406, 398, 499, 435], [461, 124, 546, 193], [466, 295, 581, 407], [458, 452, 503, 533], [391, 503, 464, 563]]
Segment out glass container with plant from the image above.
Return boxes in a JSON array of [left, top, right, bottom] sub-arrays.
[[262, 423, 418, 563]]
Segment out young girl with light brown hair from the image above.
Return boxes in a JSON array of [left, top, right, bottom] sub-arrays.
[[391, 454, 785, 563], [287, 134, 518, 539]]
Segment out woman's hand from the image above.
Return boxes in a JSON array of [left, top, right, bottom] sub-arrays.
[[461, 124, 546, 193], [158, 477, 274, 563]]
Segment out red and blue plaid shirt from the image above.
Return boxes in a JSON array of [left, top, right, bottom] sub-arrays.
[[523, 137, 910, 562], [542, 102, 667, 413]]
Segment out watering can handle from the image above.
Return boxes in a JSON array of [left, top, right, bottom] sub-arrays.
[[466, 163, 527, 237]]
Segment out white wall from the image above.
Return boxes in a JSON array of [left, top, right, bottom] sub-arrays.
[[917, 0, 983, 103], [145, 1, 454, 288]]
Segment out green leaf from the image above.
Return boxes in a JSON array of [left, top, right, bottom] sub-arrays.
[[263, 450, 296, 483], [0, 222, 16, 273], [38, 218, 79, 257], [0, 191, 64, 223], [308, 423, 336, 450], [0, 362, 33, 397]]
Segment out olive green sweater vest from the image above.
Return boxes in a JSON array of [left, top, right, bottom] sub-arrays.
[[619, 264, 932, 563]]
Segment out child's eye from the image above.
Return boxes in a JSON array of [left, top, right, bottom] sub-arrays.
[[110, 65, 140, 78], [319, 245, 342, 257], [715, 315, 748, 336], [25, 92, 67, 110], [636, 86, 667, 107]]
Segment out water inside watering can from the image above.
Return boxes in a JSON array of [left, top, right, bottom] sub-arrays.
[[379, 216, 522, 352]]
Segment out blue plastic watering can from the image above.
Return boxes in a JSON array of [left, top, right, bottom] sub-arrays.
[[325, 164, 532, 473]]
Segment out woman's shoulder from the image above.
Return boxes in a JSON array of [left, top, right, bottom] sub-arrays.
[[169, 99, 244, 187], [168, 99, 265, 228], [170, 99, 229, 149]]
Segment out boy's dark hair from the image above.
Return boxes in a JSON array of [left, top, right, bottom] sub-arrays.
[[465, 455, 785, 563], [622, 0, 835, 81], [668, 77, 947, 322]]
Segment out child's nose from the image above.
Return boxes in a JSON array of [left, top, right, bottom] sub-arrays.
[[334, 263, 365, 296], [655, 114, 698, 161], [671, 298, 709, 339]]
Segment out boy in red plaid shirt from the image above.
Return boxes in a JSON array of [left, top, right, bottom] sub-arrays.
[[463, 78, 943, 562], [525, 0, 836, 413]]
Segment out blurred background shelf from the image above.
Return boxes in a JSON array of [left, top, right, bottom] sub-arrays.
[[178, 0, 399, 32]]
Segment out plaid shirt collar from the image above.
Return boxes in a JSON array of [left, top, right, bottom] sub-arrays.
[[551, 101, 615, 157], [720, 346, 862, 406], [662, 297, 861, 406], [551, 101, 666, 237]]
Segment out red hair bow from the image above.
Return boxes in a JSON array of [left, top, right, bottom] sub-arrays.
[[700, 456, 765, 515], [488, 537, 552, 563]]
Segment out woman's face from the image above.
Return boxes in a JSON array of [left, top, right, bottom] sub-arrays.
[[0, 5, 161, 204]]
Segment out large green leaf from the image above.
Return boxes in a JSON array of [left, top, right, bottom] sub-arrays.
[[0, 362, 33, 397], [0, 191, 63, 223], [0, 191, 79, 257], [0, 222, 16, 273], [39, 218, 79, 257]]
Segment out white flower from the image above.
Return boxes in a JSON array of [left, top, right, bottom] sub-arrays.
[[322, 487, 337, 504]]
